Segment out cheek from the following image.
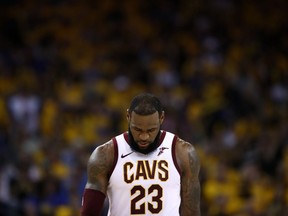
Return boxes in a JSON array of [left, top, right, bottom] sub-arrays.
[[150, 130, 160, 140], [129, 130, 138, 139]]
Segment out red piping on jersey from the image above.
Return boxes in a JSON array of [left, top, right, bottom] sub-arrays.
[[172, 135, 182, 176], [159, 130, 166, 145], [124, 130, 166, 147], [124, 131, 129, 143], [108, 137, 118, 179]]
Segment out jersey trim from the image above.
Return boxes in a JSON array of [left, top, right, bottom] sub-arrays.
[[172, 135, 182, 175], [159, 130, 166, 144], [108, 138, 118, 179], [124, 131, 129, 142]]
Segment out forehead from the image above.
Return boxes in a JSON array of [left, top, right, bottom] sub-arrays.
[[129, 112, 160, 128]]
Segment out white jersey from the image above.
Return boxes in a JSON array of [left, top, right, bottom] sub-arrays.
[[107, 130, 181, 216]]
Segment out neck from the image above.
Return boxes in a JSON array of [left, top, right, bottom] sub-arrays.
[[128, 129, 161, 154]]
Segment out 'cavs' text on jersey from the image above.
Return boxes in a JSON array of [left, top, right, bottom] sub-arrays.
[[123, 160, 169, 183]]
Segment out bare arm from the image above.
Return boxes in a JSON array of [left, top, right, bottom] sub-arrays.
[[81, 141, 114, 216], [176, 138, 201, 216], [85, 140, 115, 194]]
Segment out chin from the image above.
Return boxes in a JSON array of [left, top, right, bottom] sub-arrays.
[[138, 146, 148, 150]]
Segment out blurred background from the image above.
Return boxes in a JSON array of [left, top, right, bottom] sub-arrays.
[[0, 0, 287, 215]]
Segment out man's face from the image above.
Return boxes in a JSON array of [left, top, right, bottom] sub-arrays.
[[127, 111, 164, 151]]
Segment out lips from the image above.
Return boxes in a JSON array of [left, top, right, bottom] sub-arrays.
[[138, 142, 149, 149]]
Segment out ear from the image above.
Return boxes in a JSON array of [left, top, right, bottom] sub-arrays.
[[160, 111, 165, 124], [126, 109, 130, 121]]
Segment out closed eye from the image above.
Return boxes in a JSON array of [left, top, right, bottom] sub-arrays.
[[132, 127, 157, 133]]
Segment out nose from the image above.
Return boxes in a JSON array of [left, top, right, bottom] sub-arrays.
[[139, 132, 149, 141]]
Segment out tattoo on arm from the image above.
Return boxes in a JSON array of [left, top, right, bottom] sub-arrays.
[[181, 143, 201, 216], [86, 144, 112, 192]]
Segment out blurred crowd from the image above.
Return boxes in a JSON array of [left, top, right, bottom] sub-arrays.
[[0, 0, 287, 215]]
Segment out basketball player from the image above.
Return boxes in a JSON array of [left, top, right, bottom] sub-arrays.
[[81, 93, 201, 216]]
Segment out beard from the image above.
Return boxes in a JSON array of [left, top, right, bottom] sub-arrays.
[[128, 128, 161, 154]]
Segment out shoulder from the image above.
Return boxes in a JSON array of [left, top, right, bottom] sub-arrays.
[[88, 140, 115, 173], [85, 140, 115, 191], [175, 137, 200, 176], [92, 139, 115, 156]]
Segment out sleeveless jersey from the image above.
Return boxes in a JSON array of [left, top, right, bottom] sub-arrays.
[[107, 130, 182, 216]]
